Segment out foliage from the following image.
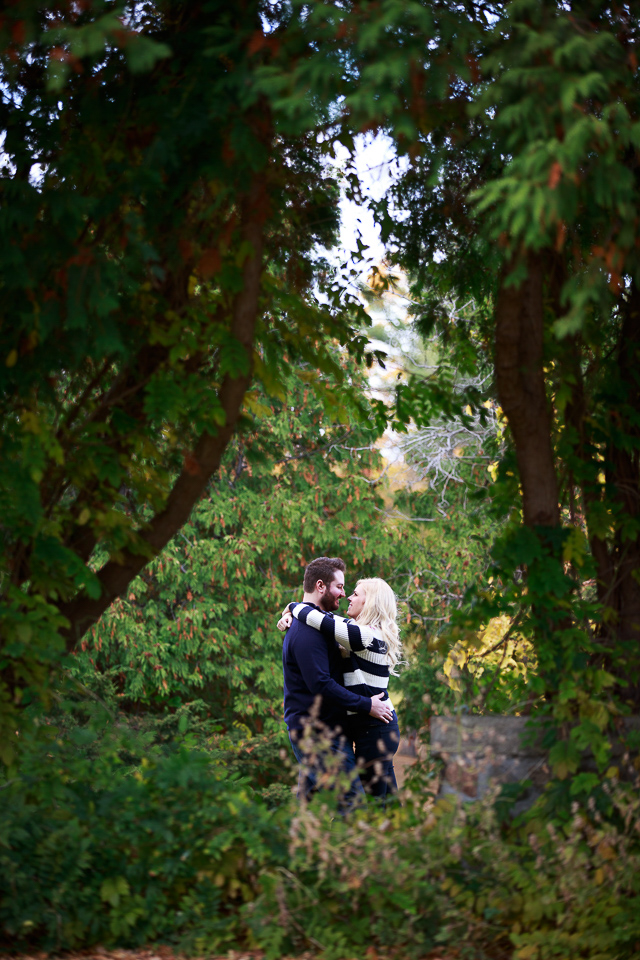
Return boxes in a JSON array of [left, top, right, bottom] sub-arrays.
[[346, 281, 524, 730], [65, 354, 393, 734], [3, 2, 640, 953], [0, 704, 288, 954], [0, 0, 375, 741], [63, 333, 517, 750], [4, 719, 640, 960], [249, 782, 640, 960], [281, 0, 640, 777]]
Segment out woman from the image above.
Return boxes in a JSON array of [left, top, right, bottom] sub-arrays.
[[278, 577, 402, 801]]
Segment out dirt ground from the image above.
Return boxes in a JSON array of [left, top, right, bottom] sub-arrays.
[[1, 947, 455, 960]]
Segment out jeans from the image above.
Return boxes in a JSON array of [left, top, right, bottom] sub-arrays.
[[348, 711, 400, 801], [288, 727, 365, 807]]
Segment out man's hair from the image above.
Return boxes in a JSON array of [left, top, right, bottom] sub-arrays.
[[303, 556, 346, 593]]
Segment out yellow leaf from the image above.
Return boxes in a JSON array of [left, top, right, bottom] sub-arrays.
[[563, 526, 588, 566], [597, 841, 616, 860], [243, 391, 272, 418], [78, 508, 91, 525], [22, 411, 41, 434], [594, 868, 604, 885], [5, 349, 18, 367], [516, 947, 538, 960]]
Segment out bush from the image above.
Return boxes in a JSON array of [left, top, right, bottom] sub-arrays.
[[0, 719, 288, 954], [3, 714, 640, 960], [249, 782, 640, 960]]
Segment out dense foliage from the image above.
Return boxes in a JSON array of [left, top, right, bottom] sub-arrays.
[[65, 344, 507, 782], [3, 725, 640, 958], [3, 2, 640, 958], [298, 0, 640, 776], [0, 0, 375, 741]]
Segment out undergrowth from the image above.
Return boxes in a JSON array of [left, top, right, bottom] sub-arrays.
[[2, 706, 640, 959]]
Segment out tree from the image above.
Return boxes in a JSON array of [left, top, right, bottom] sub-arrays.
[[311, 1, 640, 725], [0, 0, 373, 742], [258, 0, 640, 778], [69, 351, 392, 740]]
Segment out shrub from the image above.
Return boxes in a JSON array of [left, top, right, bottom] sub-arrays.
[[248, 782, 640, 960], [3, 716, 640, 960], [0, 721, 288, 954]]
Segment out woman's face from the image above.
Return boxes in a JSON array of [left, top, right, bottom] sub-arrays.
[[347, 584, 366, 619]]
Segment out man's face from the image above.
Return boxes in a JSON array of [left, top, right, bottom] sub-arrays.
[[319, 570, 345, 612]]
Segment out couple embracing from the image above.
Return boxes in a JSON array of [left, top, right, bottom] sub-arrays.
[[279, 556, 401, 804]]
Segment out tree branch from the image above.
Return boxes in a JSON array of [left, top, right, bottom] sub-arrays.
[[59, 172, 269, 649]]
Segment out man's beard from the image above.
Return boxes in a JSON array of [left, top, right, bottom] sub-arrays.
[[320, 595, 338, 613]]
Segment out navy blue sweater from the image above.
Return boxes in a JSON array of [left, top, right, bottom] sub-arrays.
[[287, 603, 393, 714], [282, 604, 372, 732]]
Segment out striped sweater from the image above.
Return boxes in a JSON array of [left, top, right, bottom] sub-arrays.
[[288, 603, 394, 715]]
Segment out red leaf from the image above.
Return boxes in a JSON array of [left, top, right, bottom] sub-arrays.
[[247, 30, 267, 55], [179, 238, 193, 262], [11, 20, 25, 45]]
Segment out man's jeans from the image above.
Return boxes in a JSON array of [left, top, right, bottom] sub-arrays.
[[288, 727, 365, 808]]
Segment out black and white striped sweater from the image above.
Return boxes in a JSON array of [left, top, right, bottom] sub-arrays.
[[288, 603, 394, 715]]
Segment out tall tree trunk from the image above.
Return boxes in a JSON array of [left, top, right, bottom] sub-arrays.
[[495, 256, 560, 528], [600, 282, 640, 704]]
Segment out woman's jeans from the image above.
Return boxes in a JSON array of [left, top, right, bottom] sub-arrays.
[[348, 711, 400, 800]]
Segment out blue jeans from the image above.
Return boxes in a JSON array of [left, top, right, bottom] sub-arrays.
[[288, 727, 365, 808]]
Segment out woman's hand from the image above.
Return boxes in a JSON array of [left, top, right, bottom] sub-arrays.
[[277, 608, 293, 633]]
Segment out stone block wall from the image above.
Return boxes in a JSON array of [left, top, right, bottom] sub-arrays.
[[427, 715, 640, 811]]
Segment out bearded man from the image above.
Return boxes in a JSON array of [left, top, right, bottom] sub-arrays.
[[282, 556, 392, 801]]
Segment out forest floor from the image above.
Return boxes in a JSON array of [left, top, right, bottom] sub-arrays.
[[1, 947, 457, 959]]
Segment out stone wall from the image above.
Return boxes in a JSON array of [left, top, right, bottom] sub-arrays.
[[396, 715, 640, 812], [430, 715, 640, 809]]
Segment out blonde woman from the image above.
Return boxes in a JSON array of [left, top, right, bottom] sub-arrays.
[[279, 577, 401, 800]]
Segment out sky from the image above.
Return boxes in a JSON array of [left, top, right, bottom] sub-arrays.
[[334, 132, 404, 270], [329, 134, 417, 476]]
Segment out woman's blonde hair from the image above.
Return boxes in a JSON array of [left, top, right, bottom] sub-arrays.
[[353, 578, 402, 673]]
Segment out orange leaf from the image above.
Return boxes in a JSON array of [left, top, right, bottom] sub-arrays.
[[548, 161, 562, 189]]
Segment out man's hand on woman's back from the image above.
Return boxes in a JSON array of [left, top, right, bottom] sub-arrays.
[[369, 692, 393, 723]]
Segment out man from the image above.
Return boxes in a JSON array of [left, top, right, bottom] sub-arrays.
[[282, 556, 393, 800]]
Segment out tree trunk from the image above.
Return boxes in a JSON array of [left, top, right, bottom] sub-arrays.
[[494, 256, 560, 528]]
